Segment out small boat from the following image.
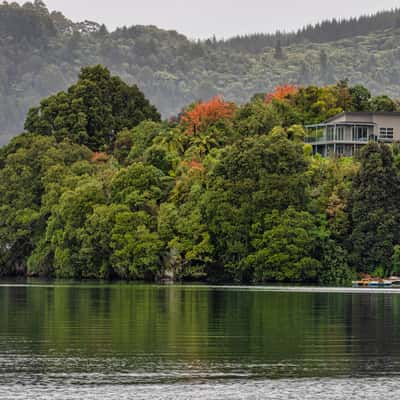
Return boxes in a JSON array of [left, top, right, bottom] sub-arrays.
[[352, 279, 371, 287], [388, 276, 400, 286], [352, 278, 392, 288], [367, 280, 392, 287]]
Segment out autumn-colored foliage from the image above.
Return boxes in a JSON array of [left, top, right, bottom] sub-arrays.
[[265, 84, 298, 103], [91, 152, 109, 163], [181, 159, 205, 172], [189, 160, 204, 171], [181, 96, 236, 135]]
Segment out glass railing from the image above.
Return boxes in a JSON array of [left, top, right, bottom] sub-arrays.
[[305, 136, 371, 143]]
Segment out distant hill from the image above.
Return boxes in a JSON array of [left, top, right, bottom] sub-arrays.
[[224, 8, 400, 51], [1, 1, 400, 143]]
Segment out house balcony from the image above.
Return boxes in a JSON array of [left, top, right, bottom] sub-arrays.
[[305, 137, 371, 145], [305, 122, 379, 146]]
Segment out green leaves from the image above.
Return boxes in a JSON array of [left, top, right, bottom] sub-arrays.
[[24, 66, 160, 151], [0, 134, 92, 275], [111, 162, 166, 212], [350, 143, 400, 273], [158, 201, 214, 280], [245, 208, 324, 282], [111, 214, 163, 280], [199, 128, 312, 281]]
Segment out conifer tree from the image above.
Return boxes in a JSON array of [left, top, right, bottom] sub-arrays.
[[319, 50, 328, 73], [350, 143, 400, 273], [274, 39, 283, 59]]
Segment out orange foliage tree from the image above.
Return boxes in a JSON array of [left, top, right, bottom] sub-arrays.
[[181, 159, 205, 172], [91, 152, 109, 163], [265, 84, 298, 103], [181, 96, 236, 135], [188, 159, 204, 171]]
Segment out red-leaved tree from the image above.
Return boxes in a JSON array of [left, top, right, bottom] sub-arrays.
[[181, 96, 236, 135], [91, 152, 109, 163], [265, 84, 298, 103]]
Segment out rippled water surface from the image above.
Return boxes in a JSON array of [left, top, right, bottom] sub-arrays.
[[1, 283, 400, 399]]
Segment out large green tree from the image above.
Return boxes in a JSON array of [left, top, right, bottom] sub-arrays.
[[0, 133, 92, 275], [24, 65, 160, 151], [201, 126, 310, 280], [350, 143, 400, 273], [245, 208, 326, 282]]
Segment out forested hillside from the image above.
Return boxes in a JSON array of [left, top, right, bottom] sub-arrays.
[[1, 1, 400, 144]]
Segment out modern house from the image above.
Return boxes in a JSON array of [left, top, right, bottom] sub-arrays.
[[305, 112, 400, 157]]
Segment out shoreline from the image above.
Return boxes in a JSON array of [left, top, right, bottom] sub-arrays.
[[1, 280, 400, 294]]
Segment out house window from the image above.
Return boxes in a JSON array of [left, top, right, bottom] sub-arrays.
[[380, 128, 394, 140], [337, 127, 344, 141], [327, 126, 334, 141], [326, 126, 344, 141], [352, 126, 368, 141]]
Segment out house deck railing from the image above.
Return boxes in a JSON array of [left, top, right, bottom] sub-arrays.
[[305, 137, 370, 144]]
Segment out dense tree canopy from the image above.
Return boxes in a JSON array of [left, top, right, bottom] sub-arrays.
[[0, 0, 56, 44], [350, 143, 400, 274], [24, 65, 160, 150], [0, 133, 92, 275], [2, 68, 400, 284]]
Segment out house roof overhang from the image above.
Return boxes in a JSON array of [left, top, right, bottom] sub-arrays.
[[324, 111, 400, 124], [305, 122, 376, 128]]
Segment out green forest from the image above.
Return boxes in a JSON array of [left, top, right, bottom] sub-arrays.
[[1, 1, 400, 144], [2, 64, 400, 284]]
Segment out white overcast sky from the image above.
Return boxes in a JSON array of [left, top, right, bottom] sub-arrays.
[[41, 0, 400, 39]]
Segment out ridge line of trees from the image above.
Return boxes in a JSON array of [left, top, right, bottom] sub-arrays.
[[223, 8, 400, 52]]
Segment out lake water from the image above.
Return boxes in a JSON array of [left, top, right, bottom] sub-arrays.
[[2, 282, 400, 399]]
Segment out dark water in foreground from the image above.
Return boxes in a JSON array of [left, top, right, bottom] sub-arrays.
[[2, 283, 400, 399]]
